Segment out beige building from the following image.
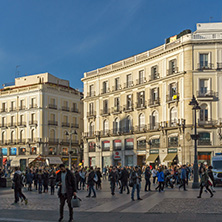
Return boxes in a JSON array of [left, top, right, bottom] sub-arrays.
[[82, 22, 222, 169], [0, 73, 83, 170]]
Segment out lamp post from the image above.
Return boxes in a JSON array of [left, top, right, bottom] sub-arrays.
[[65, 130, 77, 170], [189, 95, 201, 188]]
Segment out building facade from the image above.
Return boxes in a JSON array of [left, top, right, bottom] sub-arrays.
[[82, 22, 222, 168], [0, 73, 83, 170]]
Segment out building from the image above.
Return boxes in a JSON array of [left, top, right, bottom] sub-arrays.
[[0, 73, 83, 170], [82, 22, 222, 168]]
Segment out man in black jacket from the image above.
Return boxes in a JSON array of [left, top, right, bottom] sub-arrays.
[[86, 167, 96, 198], [144, 166, 151, 192], [56, 164, 77, 222], [119, 167, 129, 194], [109, 167, 118, 195]]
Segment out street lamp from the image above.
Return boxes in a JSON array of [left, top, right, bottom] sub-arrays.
[[189, 95, 201, 188], [65, 130, 77, 170]]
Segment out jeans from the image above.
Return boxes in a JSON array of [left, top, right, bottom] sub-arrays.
[[88, 185, 96, 197], [159, 182, 164, 192], [145, 179, 151, 191], [38, 182, 43, 193], [14, 187, 26, 203], [111, 182, 116, 194], [179, 179, 186, 190], [131, 183, 141, 200], [199, 184, 213, 197], [59, 193, 73, 220]]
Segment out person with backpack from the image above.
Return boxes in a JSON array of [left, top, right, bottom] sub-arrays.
[[109, 167, 118, 195], [86, 167, 96, 198], [12, 167, 28, 205]]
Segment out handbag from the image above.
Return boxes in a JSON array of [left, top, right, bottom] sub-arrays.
[[71, 196, 81, 208]]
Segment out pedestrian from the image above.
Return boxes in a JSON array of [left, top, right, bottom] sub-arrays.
[[152, 167, 157, 184], [131, 166, 142, 201], [33, 169, 38, 190], [179, 165, 187, 191], [43, 169, 49, 193], [56, 164, 77, 222], [26, 170, 34, 191], [96, 168, 102, 190], [79, 168, 86, 190], [102, 166, 107, 180], [38, 169, 43, 194], [109, 167, 118, 195], [49, 169, 56, 195], [207, 166, 216, 193], [12, 167, 28, 205], [197, 167, 213, 198], [144, 166, 151, 192], [157, 167, 164, 192], [119, 167, 130, 194], [86, 167, 96, 198]]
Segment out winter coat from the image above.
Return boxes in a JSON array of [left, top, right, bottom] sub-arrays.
[[49, 172, 56, 187], [200, 172, 209, 187], [145, 168, 151, 180], [26, 172, 34, 184], [120, 169, 129, 183], [13, 171, 23, 189], [157, 171, 164, 182], [109, 171, 118, 183], [43, 172, 49, 186], [87, 171, 95, 186]]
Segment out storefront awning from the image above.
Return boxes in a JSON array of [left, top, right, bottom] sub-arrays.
[[11, 156, 39, 167], [163, 153, 177, 162], [146, 154, 159, 162], [3, 158, 7, 165], [47, 157, 63, 165]]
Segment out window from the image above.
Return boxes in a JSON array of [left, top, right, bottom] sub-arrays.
[[89, 103, 94, 114], [139, 70, 144, 84], [126, 95, 132, 109], [114, 97, 120, 112], [103, 119, 109, 134], [2, 102, 6, 112], [31, 113, 35, 123], [151, 66, 158, 80], [150, 138, 160, 148], [30, 147, 37, 155], [169, 82, 178, 100], [115, 78, 120, 90], [31, 129, 34, 142], [199, 79, 208, 95], [102, 81, 108, 93], [126, 74, 132, 87], [11, 131, 15, 143], [168, 136, 178, 147], [125, 138, 134, 150], [137, 91, 145, 107], [50, 129, 55, 139], [89, 85, 94, 96], [2, 132, 5, 144], [198, 132, 211, 145], [103, 100, 108, 114], [64, 115, 68, 123], [113, 118, 119, 134], [150, 111, 158, 130], [102, 141, 110, 151], [150, 88, 159, 101], [20, 115, 24, 124], [31, 98, 36, 108], [170, 107, 178, 126], [19, 147, 26, 155], [137, 140, 146, 150], [50, 114, 55, 121], [20, 130, 24, 142], [124, 116, 132, 133], [62, 148, 68, 155], [200, 54, 208, 69], [2, 117, 6, 127], [138, 113, 145, 130], [169, 59, 177, 74], [200, 104, 208, 122], [20, 100, 24, 109], [89, 122, 94, 136], [11, 101, 15, 111], [11, 116, 15, 126]]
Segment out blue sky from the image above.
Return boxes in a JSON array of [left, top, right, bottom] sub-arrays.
[[0, 0, 221, 91]]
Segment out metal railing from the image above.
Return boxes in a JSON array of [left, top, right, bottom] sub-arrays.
[[112, 84, 121, 91], [124, 81, 134, 88], [29, 120, 38, 126], [198, 140, 211, 146], [196, 90, 218, 98], [0, 108, 7, 113], [87, 91, 95, 97], [167, 67, 178, 75], [166, 93, 179, 103], [87, 111, 96, 118], [62, 122, 70, 127], [71, 108, 79, 113], [136, 101, 147, 109], [148, 98, 160, 107], [30, 104, 37, 109], [48, 138, 59, 144], [17, 122, 26, 127], [48, 104, 57, 109], [9, 107, 16, 112], [48, 121, 58, 126], [19, 106, 26, 111], [62, 106, 70, 112], [197, 63, 214, 70], [136, 77, 146, 85], [135, 125, 147, 132], [111, 106, 122, 114], [71, 123, 79, 128], [198, 119, 218, 126], [123, 105, 133, 112], [100, 108, 110, 116], [148, 123, 160, 130]]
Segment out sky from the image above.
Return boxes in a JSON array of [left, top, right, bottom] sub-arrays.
[[0, 0, 221, 91]]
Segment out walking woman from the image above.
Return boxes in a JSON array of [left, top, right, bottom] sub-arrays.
[[197, 167, 213, 198]]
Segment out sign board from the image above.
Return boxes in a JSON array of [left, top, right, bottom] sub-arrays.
[[113, 151, 121, 160], [10, 148, 17, 155], [113, 140, 122, 150], [150, 149, 159, 154], [2, 148, 7, 156], [102, 141, 110, 151], [168, 148, 178, 153], [125, 138, 134, 149]]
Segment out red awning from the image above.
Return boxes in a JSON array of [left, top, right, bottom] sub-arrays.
[[3, 158, 7, 165]]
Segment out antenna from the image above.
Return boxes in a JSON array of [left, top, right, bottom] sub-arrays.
[[15, 65, 20, 78]]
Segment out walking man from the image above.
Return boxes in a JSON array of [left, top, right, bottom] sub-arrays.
[[119, 167, 130, 194], [144, 166, 151, 192], [56, 164, 77, 222], [179, 165, 187, 191], [131, 166, 142, 201], [86, 167, 96, 198], [109, 167, 118, 195]]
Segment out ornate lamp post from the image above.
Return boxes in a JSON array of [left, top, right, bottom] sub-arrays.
[[189, 95, 201, 188]]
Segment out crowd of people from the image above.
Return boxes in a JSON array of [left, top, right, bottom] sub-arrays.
[[0, 162, 216, 222]]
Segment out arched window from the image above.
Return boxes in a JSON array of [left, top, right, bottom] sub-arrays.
[[103, 119, 109, 135], [31, 129, 34, 142], [125, 116, 132, 133], [200, 104, 208, 122], [139, 113, 145, 131], [170, 107, 178, 126], [89, 122, 94, 137], [151, 111, 158, 130], [2, 132, 5, 144], [113, 118, 119, 134]]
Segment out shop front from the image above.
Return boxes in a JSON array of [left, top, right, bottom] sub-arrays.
[[163, 148, 178, 167], [102, 156, 111, 167], [198, 152, 211, 165], [113, 151, 122, 166], [113, 140, 122, 151], [61, 157, 77, 167], [147, 149, 160, 168], [137, 138, 146, 167], [89, 156, 96, 167]]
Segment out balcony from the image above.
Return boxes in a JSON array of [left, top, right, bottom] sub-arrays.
[[100, 108, 110, 116], [136, 77, 146, 85], [112, 85, 121, 92], [83, 132, 96, 138], [87, 91, 95, 97], [217, 63, 222, 70], [101, 129, 110, 137], [101, 88, 110, 94], [9, 107, 16, 112], [168, 120, 180, 128], [196, 90, 218, 99], [87, 111, 96, 118], [48, 138, 59, 145], [135, 125, 147, 133], [0, 140, 8, 145], [30, 104, 37, 109], [29, 120, 38, 126], [8, 140, 17, 145], [198, 140, 212, 146], [168, 141, 179, 147], [123, 105, 133, 112], [198, 119, 218, 126], [124, 81, 134, 89], [135, 102, 147, 110], [19, 106, 26, 111], [71, 140, 79, 146], [112, 128, 121, 135], [8, 123, 17, 128], [148, 98, 160, 107], [148, 123, 160, 131], [197, 63, 214, 70], [167, 67, 178, 75], [62, 122, 70, 127], [62, 106, 70, 112], [71, 123, 79, 128], [0, 124, 7, 129], [166, 93, 179, 103], [61, 139, 69, 146], [121, 127, 134, 134], [17, 139, 26, 145], [71, 108, 79, 113], [149, 73, 160, 81], [48, 104, 57, 110], [111, 106, 122, 114], [0, 108, 7, 113], [48, 120, 58, 126], [17, 122, 26, 127]]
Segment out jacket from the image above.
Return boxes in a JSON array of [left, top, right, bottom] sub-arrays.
[[56, 169, 77, 198], [13, 171, 22, 189], [145, 168, 151, 180], [157, 171, 164, 182], [180, 168, 186, 180], [200, 172, 209, 186], [87, 171, 95, 186], [131, 170, 141, 185], [109, 171, 118, 183]]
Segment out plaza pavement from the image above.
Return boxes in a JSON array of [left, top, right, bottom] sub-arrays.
[[0, 179, 222, 222]]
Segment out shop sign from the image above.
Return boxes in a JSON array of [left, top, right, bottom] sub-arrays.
[[102, 141, 110, 151], [113, 151, 121, 160], [2, 148, 7, 156], [125, 138, 134, 149], [150, 149, 159, 154], [113, 140, 122, 150], [168, 148, 177, 153], [10, 148, 17, 155]]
